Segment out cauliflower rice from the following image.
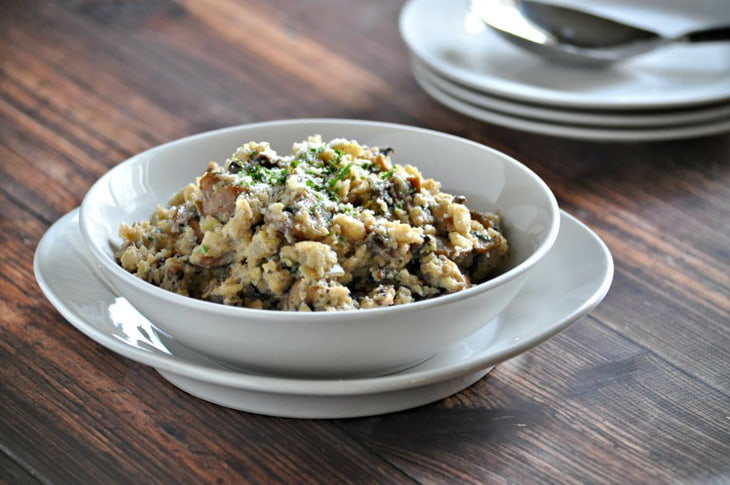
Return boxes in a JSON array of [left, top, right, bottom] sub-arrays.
[[116, 136, 509, 311]]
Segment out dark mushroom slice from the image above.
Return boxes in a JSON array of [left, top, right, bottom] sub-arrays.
[[250, 152, 278, 168], [428, 234, 457, 259], [198, 171, 243, 222], [470, 210, 502, 231], [194, 251, 235, 269], [173, 205, 203, 241]]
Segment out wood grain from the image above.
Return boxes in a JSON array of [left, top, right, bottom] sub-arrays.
[[1, 0, 729, 483]]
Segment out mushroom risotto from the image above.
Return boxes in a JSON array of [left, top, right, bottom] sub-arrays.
[[116, 136, 509, 311]]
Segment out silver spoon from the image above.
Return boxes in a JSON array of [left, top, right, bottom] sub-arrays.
[[471, 0, 730, 67]]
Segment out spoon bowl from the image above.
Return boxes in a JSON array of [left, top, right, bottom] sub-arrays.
[[472, 0, 730, 67]]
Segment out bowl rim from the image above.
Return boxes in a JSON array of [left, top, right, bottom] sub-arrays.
[[79, 118, 560, 321]]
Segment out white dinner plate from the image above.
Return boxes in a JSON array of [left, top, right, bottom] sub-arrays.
[[413, 65, 730, 141], [400, 0, 730, 110], [413, 59, 730, 128], [35, 209, 613, 418]]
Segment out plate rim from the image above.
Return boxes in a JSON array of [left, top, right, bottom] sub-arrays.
[[399, 0, 730, 110], [413, 66, 730, 141], [413, 58, 730, 127], [34, 209, 613, 397]]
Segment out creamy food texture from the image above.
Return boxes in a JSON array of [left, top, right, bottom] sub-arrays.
[[116, 136, 509, 311]]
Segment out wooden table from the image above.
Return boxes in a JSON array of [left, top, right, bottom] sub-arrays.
[[2, 1, 728, 483]]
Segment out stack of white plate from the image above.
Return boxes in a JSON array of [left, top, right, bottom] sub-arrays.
[[399, 0, 730, 141]]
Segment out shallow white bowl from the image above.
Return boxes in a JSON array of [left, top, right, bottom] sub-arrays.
[[79, 119, 559, 378]]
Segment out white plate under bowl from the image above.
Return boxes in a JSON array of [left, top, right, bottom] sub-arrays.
[[34, 209, 613, 418], [400, 0, 730, 110], [413, 65, 730, 141], [413, 59, 730, 128]]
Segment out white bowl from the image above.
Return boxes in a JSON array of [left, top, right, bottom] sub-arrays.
[[79, 119, 559, 378]]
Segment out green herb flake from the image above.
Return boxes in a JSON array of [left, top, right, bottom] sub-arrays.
[[380, 169, 395, 180], [338, 204, 357, 216], [273, 168, 288, 185], [328, 162, 354, 189], [200, 244, 209, 254], [245, 164, 264, 183]]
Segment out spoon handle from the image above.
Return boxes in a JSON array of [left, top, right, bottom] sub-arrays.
[[683, 25, 730, 43]]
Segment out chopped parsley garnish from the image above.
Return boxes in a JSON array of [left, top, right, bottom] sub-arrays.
[[338, 203, 358, 216], [237, 163, 289, 186], [308, 201, 324, 215], [272, 168, 288, 185], [380, 169, 395, 180], [328, 162, 353, 189], [322, 157, 338, 175], [200, 244, 209, 254], [303, 145, 326, 163], [245, 164, 264, 183]]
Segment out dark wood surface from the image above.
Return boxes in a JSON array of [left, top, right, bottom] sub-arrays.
[[2, 0, 729, 483]]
